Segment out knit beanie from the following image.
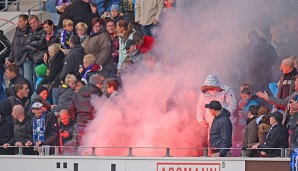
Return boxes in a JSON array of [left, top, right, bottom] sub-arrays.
[[36, 85, 48, 95], [35, 64, 47, 77]]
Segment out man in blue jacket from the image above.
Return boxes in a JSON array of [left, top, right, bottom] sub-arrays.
[[206, 100, 232, 157]]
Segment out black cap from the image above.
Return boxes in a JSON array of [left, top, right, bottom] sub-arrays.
[[268, 111, 283, 123], [205, 100, 222, 110], [124, 39, 136, 50]]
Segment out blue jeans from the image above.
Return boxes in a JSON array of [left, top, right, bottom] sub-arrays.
[[23, 59, 36, 88], [51, 87, 59, 105], [141, 24, 154, 36], [0, 69, 6, 101]]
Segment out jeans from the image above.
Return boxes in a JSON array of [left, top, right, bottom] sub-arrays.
[[51, 87, 59, 105], [141, 24, 154, 36], [23, 59, 36, 88], [0, 69, 6, 101]]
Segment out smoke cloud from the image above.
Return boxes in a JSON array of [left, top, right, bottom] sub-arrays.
[[82, 0, 295, 156]]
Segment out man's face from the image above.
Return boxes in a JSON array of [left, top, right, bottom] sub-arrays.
[[280, 63, 290, 74], [106, 21, 115, 34], [240, 93, 251, 100], [106, 85, 113, 95], [29, 18, 39, 30], [32, 108, 43, 118], [111, 10, 119, 18], [64, 23, 73, 32], [11, 108, 18, 119], [5, 69, 15, 80], [18, 17, 28, 29], [39, 90, 48, 101], [60, 113, 69, 126], [269, 116, 277, 126], [74, 82, 84, 93], [126, 45, 137, 56], [209, 109, 216, 117], [92, 22, 101, 33], [20, 84, 30, 98]]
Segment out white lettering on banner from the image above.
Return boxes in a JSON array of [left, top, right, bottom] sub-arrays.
[[157, 162, 220, 171]]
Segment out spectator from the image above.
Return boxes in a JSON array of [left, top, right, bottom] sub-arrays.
[[116, 20, 134, 74], [105, 19, 119, 66], [0, 103, 14, 155], [34, 63, 47, 89], [74, 80, 85, 93], [79, 54, 102, 84], [242, 105, 259, 157], [135, 0, 163, 36], [252, 111, 288, 157], [28, 102, 59, 155], [54, 74, 77, 112], [23, 15, 47, 88], [58, 0, 100, 34], [42, 43, 65, 105], [30, 85, 51, 117], [105, 5, 124, 23], [3, 105, 34, 155], [69, 74, 103, 145], [84, 18, 114, 77], [238, 87, 259, 112], [6, 14, 30, 76], [120, 0, 135, 22], [59, 109, 74, 145], [124, 39, 142, 63], [75, 22, 89, 49], [59, 19, 74, 50], [95, 0, 120, 16], [5, 64, 33, 98], [106, 79, 119, 100], [0, 30, 11, 101], [205, 100, 232, 157], [56, 0, 72, 15], [42, 19, 59, 47], [60, 35, 85, 82], [133, 31, 154, 54], [257, 108, 271, 145]]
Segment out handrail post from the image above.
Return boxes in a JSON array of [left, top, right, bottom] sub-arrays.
[[16, 0, 20, 11], [203, 148, 208, 157], [91, 147, 96, 156], [18, 146, 23, 155], [128, 147, 133, 157], [165, 148, 171, 157], [281, 148, 285, 158], [241, 149, 246, 157], [54, 146, 59, 155]]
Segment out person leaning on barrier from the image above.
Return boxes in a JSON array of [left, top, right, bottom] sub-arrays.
[[3, 105, 34, 155], [252, 111, 288, 157], [59, 109, 75, 145], [206, 100, 232, 157]]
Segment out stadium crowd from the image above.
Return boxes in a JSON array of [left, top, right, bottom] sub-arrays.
[[0, 0, 298, 157]]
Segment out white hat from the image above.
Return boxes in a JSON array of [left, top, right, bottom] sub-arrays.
[[31, 102, 43, 109]]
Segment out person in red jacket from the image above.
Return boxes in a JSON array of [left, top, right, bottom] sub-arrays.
[[133, 31, 154, 54]]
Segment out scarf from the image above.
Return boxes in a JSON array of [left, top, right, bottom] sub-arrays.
[[60, 30, 73, 49], [33, 112, 46, 144]]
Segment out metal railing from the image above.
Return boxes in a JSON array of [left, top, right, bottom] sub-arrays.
[[0, 0, 46, 29], [0, 146, 292, 158], [0, 0, 20, 11]]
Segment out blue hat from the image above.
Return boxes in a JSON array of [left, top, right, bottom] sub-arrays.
[[111, 4, 120, 11]]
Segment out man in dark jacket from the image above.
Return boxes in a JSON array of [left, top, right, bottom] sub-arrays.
[[69, 74, 103, 145], [3, 105, 34, 155], [0, 30, 11, 101], [0, 104, 14, 155], [60, 35, 85, 82], [252, 111, 289, 157], [28, 102, 59, 155], [23, 15, 47, 87], [242, 105, 259, 157], [5, 14, 31, 75], [206, 100, 232, 157], [58, 0, 99, 34], [5, 63, 33, 98], [59, 109, 75, 145]]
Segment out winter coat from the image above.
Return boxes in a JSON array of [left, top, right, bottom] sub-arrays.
[[209, 108, 232, 157], [8, 25, 31, 65], [69, 83, 103, 126], [277, 69, 298, 100], [258, 122, 271, 145], [5, 74, 33, 98], [242, 96, 260, 112], [6, 95, 31, 119], [84, 29, 114, 72], [55, 85, 75, 112], [58, 0, 100, 34], [80, 63, 102, 84], [117, 32, 134, 69], [258, 123, 288, 157], [243, 117, 259, 157], [196, 75, 237, 124], [23, 26, 47, 64], [288, 112, 298, 148], [60, 45, 85, 82], [41, 50, 65, 89], [8, 115, 32, 146], [0, 116, 14, 155], [0, 32, 11, 70], [60, 119, 74, 144]]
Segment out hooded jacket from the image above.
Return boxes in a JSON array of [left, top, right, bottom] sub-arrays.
[[209, 108, 232, 157], [55, 85, 75, 112], [0, 32, 11, 70], [68, 83, 103, 126], [196, 75, 237, 124]]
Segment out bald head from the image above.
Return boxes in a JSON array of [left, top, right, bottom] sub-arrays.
[[281, 58, 294, 74], [12, 105, 25, 120], [59, 109, 70, 125]]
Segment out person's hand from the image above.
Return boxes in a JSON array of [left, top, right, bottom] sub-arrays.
[[25, 141, 32, 146], [90, 4, 97, 14], [153, 19, 159, 25], [256, 91, 269, 101], [79, 67, 84, 73], [238, 99, 248, 109], [3, 143, 10, 149], [15, 142, 22, 147], [36, 141, 42, 147], [117, 69, 121, 76], [60, 131, 70, 138], [251, 144, 259, 149], [260, 151, 267, 156], [5, 60, 11, 66], [290, 100, 298, 114], [43, 53, 48, 64], [198, 120, 209, 127], [211, 153, 220, 157]]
